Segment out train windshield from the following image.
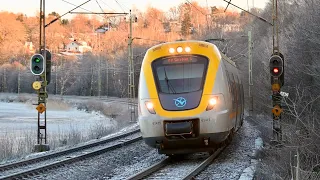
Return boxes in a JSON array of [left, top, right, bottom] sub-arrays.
[[152, 55, 208, 94]]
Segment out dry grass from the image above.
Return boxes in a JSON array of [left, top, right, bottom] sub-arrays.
[[45, 99, 71, 111], [0, 94, 33, 103], [0, 121, 116, 163]]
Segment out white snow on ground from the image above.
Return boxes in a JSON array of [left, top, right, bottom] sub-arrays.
[[0, 93, 137, 163], [239, 137, 263, 180], [0, 101, 113, 136], [239, 159, 259, 180]]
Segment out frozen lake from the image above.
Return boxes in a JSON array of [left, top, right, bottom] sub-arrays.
[[0, 101, 113, 136]]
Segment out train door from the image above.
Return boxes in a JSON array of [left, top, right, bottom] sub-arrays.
[[240, 83, 244, 121], [233, 74, 239, 129], [235, 76, 241, 128], [241, 84, 245, 119], [239, 81, 243, 122]]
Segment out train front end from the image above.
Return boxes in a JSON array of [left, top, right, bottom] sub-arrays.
[[138, 41, 232, 155]]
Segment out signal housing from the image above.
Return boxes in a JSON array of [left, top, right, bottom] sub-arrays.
[[269, 55, 283, 77], [30, 54, 45, 75]]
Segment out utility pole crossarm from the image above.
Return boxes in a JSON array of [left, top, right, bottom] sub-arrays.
[[70, 12, 128, 14]]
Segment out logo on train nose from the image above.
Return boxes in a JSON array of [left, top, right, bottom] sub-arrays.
[[174, 97, 187, 108]]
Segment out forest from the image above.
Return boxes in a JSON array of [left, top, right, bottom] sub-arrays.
[[0, 0, 320, 178]]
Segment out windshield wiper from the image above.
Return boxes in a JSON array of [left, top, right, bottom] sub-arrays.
[[164, 67, 176, 94]]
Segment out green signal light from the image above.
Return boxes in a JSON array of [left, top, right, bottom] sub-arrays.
[[34, 58, 41, 63]]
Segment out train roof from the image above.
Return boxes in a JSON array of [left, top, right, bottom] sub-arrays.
[[147, 40, 237, 67]]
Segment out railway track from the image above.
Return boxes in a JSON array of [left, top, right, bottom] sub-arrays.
[[127, 145, 227, 180], [0, 129, 142, 180]]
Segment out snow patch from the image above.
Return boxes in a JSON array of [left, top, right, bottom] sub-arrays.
[[238, 160, 258, 180], [240, 137, 264, 180]]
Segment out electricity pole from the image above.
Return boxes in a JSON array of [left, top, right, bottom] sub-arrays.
[[248, 31, 253, 114], [270, 0, 284, 142], [128, 10, 136, 122], [18, 61, 21, 94], [30, 0, 50, 152], [98, 32, 101, 98]]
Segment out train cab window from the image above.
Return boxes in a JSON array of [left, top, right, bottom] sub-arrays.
[[152, 55, 208, 94]]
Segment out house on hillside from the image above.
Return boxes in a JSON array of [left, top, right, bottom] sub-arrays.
[[65, 40, 92, 54], [24, 42, 35, 54]]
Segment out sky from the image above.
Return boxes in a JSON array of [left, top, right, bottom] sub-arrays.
[[0, 0, 269, 19]]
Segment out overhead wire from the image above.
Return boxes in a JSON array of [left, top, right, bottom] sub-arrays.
[[62, 0, 128, 33], [114, 0, 127, 13], [96, 0, 105, 14], [59, 0, 132, 64], [61, 0, 105, 19], [185, 0, 207, 16], [95, 0, 110, 25], [116, 0, 130, 12], [99, 0, 117, 12]]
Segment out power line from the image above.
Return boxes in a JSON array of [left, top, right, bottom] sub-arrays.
[[221, 0, 273, 26], [61, 0, 105, 19], [46, 0, 93, 27], [99, 0, 116, 12], [185, 0, 207, 16], [114, 0, 126, 13], [224, 0, 232, 12], [61, 0, 129, 33], [96, 0, 105, 14]]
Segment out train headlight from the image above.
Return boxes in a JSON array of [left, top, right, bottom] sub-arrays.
[[177, 46, 183, 53], [185, 46, 191, 52], [169, 48, 175, 53], [206, 97, 218, 111], [145, 101, 156, 114]]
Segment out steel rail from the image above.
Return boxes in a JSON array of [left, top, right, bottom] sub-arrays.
[[0, 136, 142, 180], [182, 145, 227, 180], [126, 158, 171, 180], [0, 135, 142, 180], [127, 144, 228, 180], [0, 129, 140, 172]]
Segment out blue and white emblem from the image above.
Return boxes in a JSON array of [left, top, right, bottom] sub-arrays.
[[174, 97, 187, 108]]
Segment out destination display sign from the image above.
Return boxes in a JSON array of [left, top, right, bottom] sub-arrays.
[[163, 56, 197, 64]]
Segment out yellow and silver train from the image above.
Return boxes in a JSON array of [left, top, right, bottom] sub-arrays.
[[138, 40, 244, 155]]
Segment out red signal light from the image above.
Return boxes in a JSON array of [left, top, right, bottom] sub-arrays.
[[273, 68, 279, 74]]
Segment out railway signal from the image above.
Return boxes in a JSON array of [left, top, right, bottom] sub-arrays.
[[30, 54, 45, 75], [270, 52, 285, 142], [269, 54, 283, 78]]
